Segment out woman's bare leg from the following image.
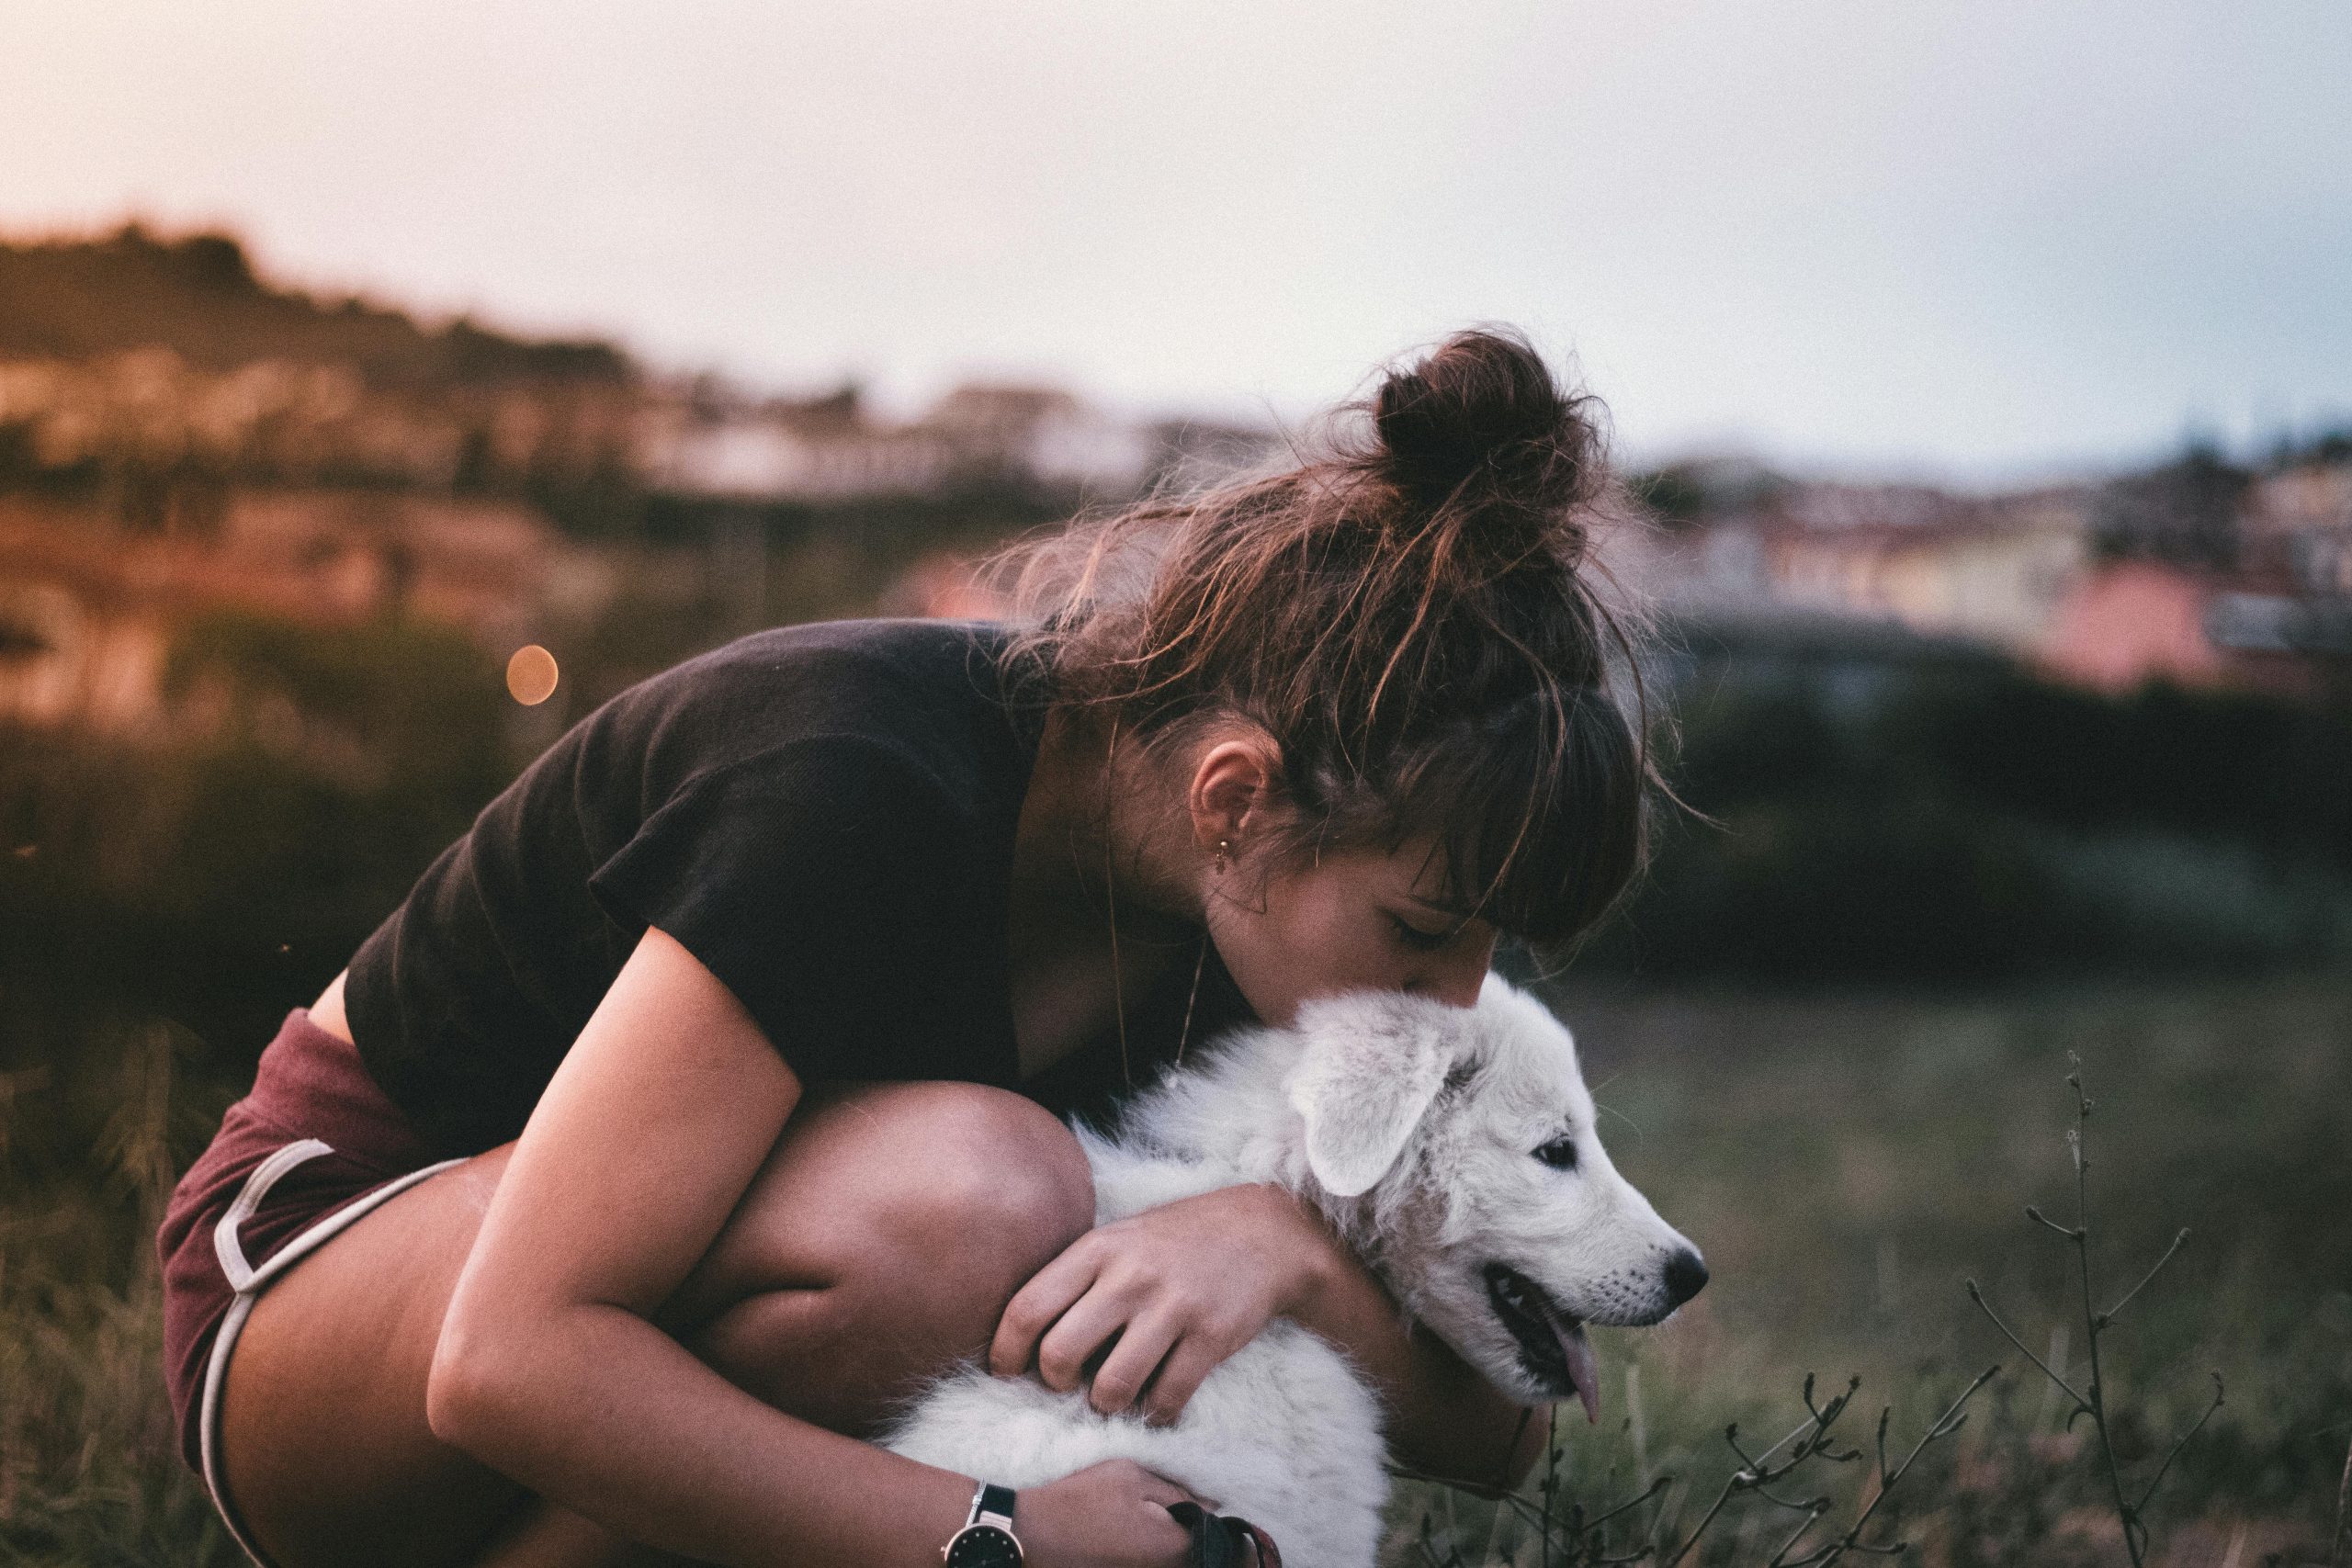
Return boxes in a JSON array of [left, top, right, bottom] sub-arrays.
[[215, 1079, 1095, 1568]]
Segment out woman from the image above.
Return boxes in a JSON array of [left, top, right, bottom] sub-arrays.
[[155, 326, 1656, 1568]]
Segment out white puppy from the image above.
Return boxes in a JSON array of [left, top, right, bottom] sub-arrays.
[[880, 973, 1706, 1568]]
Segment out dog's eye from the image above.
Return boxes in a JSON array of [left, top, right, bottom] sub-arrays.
[[1533, 1135, 1579, 1171]]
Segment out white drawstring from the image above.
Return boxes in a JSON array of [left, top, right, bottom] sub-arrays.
[[198, 1141, 467, 1568]]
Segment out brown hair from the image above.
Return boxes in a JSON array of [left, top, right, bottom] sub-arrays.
[[989, 326, 1659, 960]]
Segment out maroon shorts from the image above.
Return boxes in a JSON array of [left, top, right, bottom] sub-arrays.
[[155, 1008, 471, 1566]]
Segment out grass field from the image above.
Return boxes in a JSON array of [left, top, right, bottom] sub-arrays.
[[4, 978, 2346, 1565]]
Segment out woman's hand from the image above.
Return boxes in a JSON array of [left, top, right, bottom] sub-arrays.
[[1017, 1458, 1216, 1567], [989, 1182, 1339, 1426]]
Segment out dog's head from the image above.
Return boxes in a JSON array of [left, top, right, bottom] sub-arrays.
[[1283, 973, 1706, 1419]]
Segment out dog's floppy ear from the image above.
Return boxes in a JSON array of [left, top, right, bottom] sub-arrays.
[[1284, 994, 1455, 1198]]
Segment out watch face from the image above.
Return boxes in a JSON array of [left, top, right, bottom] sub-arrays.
[[944, 1524, 1022, 1568]]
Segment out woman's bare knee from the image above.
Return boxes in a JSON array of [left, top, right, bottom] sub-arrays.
[[671, 1080, 1091, 1314], [666, 1080, 1095, 1436], [890, 1082, 1096, 1257]]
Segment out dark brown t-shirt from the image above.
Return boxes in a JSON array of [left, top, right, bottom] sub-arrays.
[[345, 615, 1253, 1159]]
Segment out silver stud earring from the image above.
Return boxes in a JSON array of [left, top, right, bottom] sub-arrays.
[[1215, 838, 1231, 874]]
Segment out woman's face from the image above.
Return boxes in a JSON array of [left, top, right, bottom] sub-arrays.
[[1204, 830, 1499, 1030]]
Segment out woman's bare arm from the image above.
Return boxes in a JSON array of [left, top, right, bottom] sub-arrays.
[[427, 925, 1211, 1566], [424, 925, 989, 1564]]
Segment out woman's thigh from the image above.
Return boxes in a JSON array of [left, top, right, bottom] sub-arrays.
[[217, 1078, 1095, 1568]]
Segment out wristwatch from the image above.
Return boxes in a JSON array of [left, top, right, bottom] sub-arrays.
[[941, 1480, 1023, 1566]]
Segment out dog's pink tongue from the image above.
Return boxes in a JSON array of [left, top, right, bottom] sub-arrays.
[[1549, 1312, 1601, 1426]]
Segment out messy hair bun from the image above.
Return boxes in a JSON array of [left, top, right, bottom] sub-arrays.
[[1373, 327, 1600, 524], [992, 325, 1657, 956]]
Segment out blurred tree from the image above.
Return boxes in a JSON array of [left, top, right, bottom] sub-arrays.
[[2091, 437, 2252, 572]]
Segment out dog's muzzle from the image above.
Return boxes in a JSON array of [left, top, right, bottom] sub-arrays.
[[1483, 1262, 1601, 1424]]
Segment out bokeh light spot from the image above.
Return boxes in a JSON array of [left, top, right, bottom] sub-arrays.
[[506, 644, 560, 705]]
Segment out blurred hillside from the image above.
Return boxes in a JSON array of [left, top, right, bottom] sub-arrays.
[[0, 222, 1267, 534], [0, 222, 632, 383]]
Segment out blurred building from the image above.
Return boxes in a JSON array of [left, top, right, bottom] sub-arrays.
[[638, 382, 954, 500], [1635, 481, 2093, 652], [2243, 460, 2352, 596], [2049, 457, 2352, 696], [923, 383, 1157, 493], [1631, 459, 2352, 699], [639, 378, 1168, 503], [2039, 559, 2224, 693]]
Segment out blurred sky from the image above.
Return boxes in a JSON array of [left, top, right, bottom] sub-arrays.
[[2, 0, 2347, 482]]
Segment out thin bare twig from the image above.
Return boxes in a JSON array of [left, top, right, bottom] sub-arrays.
[[1807, 1366, 2000, 1567], [2134, 1373, 2224, 1516], [2332, 1433, 2351, 1568], [2064, 1058, 2153, 1567], [1966, 1280, 2089, 1416], [1969, 1053, 2214, 1568], [2099, 1228, 2190, 1328], [1656, 1369, 1974, 1568], [1762, 1502, 1829, 1567]]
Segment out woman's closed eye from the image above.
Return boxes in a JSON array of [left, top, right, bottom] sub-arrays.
[[1388, 912, 1453, 952]]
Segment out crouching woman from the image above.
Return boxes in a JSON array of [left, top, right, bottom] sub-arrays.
[[153, 326, 1656, 1567]]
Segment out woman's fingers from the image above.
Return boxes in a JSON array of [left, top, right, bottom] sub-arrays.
[[1138, 1328, 1230, 1427], [1085, 1308, 1182, 1416], [1032, 1278, 1146, 1393], [989, 1238, 1101, 1376]]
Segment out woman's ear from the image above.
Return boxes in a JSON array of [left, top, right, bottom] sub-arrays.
[[1283, 994, 1456, 1198], [1186, 728, 1283, 855]]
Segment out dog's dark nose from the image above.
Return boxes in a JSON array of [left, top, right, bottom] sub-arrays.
[[1662, 1247, 1709, 1309]]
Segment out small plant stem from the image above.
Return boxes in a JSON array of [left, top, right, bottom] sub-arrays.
[[1966, 1280, 2089, 1415], [2076, 1235, 2143, 1565], [1542, 1404, 1555, 1568], [1658, 1472, 1745, 1565], [1763, 1501, 1829, 1567], [2134, 1374, 2224, 1517], [1747, 1410, 1836, 1472], [2065, 1061, 2145, 1567], [2100, 1228, 2189, 1326], [1662, 1401, 1854, 1566], [1577, 1474, 1670, 1534], [2333, 1433, 2351, 1568], [1493, 1476, 1669, 1554], [1807, 1365, 1999, 1566]]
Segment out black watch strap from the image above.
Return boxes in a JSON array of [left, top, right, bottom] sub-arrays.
[[973, 1483, 1017, 1527], [944, 1482, 1023, 1566]]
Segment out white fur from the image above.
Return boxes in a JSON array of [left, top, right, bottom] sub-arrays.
[[878, 974, 1700, 1568]]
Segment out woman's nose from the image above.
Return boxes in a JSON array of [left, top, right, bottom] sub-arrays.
[[1430, 971, 1485, 1009], [1406, 950, 1490, 1010]]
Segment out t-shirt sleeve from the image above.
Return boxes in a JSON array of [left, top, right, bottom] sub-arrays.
[[583, 739, 975, 1085]]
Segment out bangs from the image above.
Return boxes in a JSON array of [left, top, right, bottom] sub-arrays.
[[1393, 688, 1645, 954]]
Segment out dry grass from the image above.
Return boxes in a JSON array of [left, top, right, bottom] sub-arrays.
[[2, 980, 2346, 1565]]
